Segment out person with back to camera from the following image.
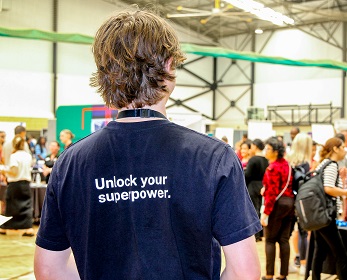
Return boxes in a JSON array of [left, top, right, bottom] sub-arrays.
[[59, 129, 74, 149], [287, 132, 312, 275], [0, 136, 35, 236], [261, 137, 295, 280], [2, 125, 31, 166], [244, 138, 269, 242], [34, 8, 261, 280], [311, 137, 347, 280]]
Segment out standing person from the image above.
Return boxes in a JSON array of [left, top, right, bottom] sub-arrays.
[[34, 9, 261, 280], [0, 131, 6, 214], [311, 137, 347, 280], [2, 125, 31, 165], [42, 141, 60, 183], [310, 141, 319, 171], [290, 127, 300, 142], [261, 137, 295, 280], [286, 127, 300, 154], [235, 133, 248, 160], [287, 132, 312, 275], [59, 129, 74, 149], [35, 137, 47, 161], [0, 131, 6, 164], [0, 136, 34, 236], [240, 139, 252, 170], [245, 138, 269, 242]]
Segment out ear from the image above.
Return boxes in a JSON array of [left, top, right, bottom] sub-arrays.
[[165, 57, 174, 72], [333, 146, 339, 153]]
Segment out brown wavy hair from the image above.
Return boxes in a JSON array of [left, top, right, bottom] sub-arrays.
[[319, 137, 343, 162], [12, 135, 25, 153], [90, 9, 186, 109]]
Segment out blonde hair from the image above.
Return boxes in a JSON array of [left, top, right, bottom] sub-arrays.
[[61, 129, 75, 140], [287, 132, 312, 166]]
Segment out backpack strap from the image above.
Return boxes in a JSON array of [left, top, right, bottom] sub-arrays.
[[318, 160, 340, 184]]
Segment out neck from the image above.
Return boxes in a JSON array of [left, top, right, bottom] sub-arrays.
[[117, 99, 168, 123], [330, 154, 338, 162], [64, 141, 71, 148]]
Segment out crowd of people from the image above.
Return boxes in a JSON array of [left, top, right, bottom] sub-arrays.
[[1, 8, 347, 280], [234, 128, 347, 280], [0, 126, 75, 236]]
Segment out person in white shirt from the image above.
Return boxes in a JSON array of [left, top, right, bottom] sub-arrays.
[[2, 125, 31, 166], [0, 136, 34, 236]]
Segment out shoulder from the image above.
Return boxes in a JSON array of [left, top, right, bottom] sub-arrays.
[[248, 156, 261, 164], [269, 158, 288, 172]]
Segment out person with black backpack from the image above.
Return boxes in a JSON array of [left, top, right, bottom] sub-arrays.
[[311, 137, 347, 280], [287, 132, 312, 275]]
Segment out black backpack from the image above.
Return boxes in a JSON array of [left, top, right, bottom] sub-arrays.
[[292, 163, 309, 195], [294, 160, 337, 231]]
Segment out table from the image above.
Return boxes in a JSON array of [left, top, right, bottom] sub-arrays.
[[30, 183, 47, 223]]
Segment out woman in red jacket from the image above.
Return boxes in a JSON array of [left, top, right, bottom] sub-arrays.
[[261, 137, 294, 280]]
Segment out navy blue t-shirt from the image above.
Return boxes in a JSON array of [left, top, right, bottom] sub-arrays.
[[36, 120, 261, 280]]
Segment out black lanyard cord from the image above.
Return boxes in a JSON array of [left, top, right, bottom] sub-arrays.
[[117, 109, 167, 120]]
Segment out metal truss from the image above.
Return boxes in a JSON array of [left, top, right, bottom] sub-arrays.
[[267, 103, 342, 127], [167, 55, 252, 120]]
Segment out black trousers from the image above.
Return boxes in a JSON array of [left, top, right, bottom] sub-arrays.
[[247, 180, 263, 239], [1, 180, 32, 229], [311, 219, 347, 280], [264, 196, 294, 276]]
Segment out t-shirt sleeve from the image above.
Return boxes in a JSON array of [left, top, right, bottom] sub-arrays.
[[323, 162, 339, 188], [35, 166, 70, 251], [212, 146, 262, 246], [9, 154, 19, 168]]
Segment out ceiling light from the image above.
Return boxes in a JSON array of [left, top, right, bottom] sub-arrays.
[[225, 0, 295, 26], [255, 28, 263, 34]]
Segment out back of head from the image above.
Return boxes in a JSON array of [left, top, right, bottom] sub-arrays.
[[14, 125, 26, 135], [288, 132, 312, 166], [12, 135, 25, 152], [320, 137, 343, 161], [252, 138, 265, 151], [335, 133, 345, 143], [61, 129, 75, 140], [221, 136, 228, 143], [90, 9, 186, 109]]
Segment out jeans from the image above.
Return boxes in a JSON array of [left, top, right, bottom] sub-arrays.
[[264, 196, 294, 276]]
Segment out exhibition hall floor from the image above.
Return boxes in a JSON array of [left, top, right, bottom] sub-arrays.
[[0, 228, 332, 280]]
